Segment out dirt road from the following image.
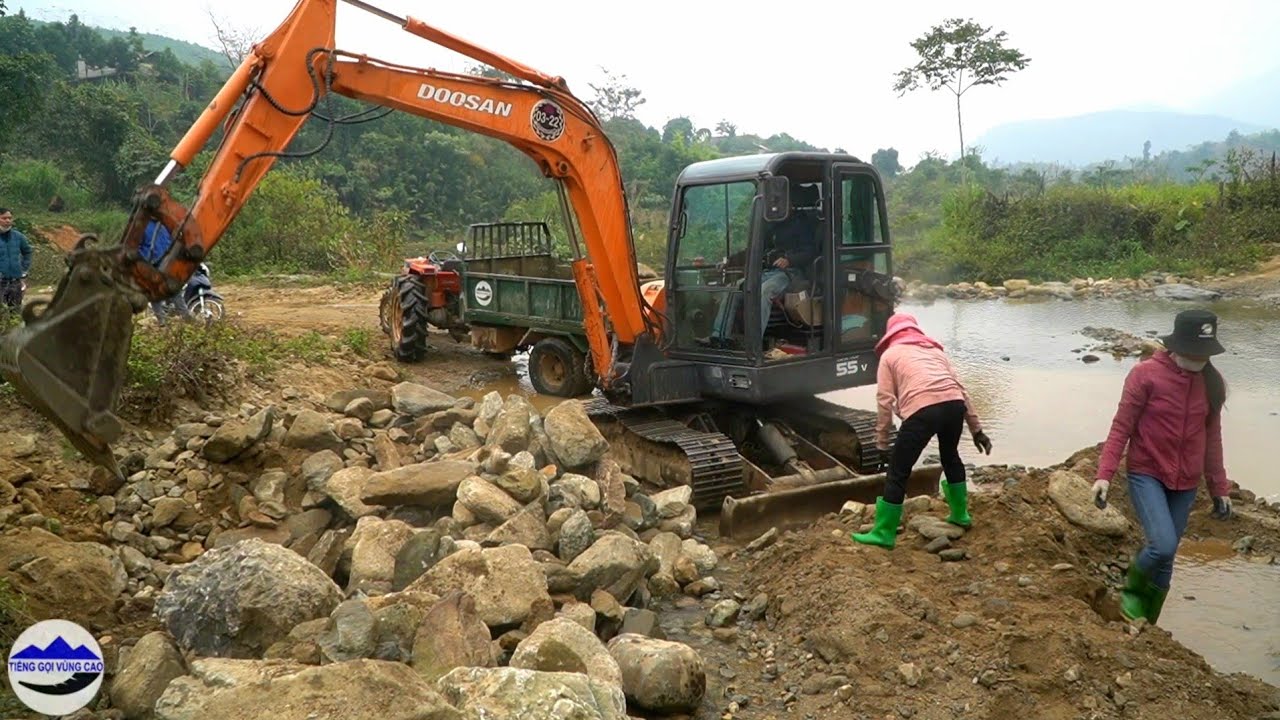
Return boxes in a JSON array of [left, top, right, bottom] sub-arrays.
[[220, 280, 524, 398]]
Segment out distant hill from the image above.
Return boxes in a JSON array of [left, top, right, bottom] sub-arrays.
[[1192, 65, 1280, 128], [974, 110, 1267, 167], [26, 17, 225, 67], [95, 25, 226, 67]]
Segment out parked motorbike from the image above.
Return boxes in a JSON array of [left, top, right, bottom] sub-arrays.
[[184, 263, 224, 324]]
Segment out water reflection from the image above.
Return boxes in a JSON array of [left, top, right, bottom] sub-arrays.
[[1161, 555, 1280, 686], [823, 296, 1280, 497]]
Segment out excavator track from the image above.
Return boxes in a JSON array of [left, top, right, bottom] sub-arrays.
[[770, 396, 894, 475], [581, 397, 744, 511]]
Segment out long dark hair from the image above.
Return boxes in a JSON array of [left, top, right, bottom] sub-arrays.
[[1203, 361, 1227, 416]]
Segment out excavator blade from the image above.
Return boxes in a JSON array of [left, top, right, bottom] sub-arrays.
[[718, 464, 944, 541], [0, 247, 139, 481]]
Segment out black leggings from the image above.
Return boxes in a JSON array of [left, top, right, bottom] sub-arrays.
[[885, 399, 966, 504]]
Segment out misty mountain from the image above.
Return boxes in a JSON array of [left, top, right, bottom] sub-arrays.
[[1192, 65, 1280, 128], [973, 110, 1268, 167]]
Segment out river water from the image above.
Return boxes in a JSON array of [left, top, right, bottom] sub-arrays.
[[823, 295, 1280, 499]]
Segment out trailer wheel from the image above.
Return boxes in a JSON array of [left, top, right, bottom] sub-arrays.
[[528, 337, 592, 397], [388, 275, 429, 362]]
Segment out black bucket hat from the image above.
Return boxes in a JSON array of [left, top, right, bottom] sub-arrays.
[[1161, 309, 1225, 357]]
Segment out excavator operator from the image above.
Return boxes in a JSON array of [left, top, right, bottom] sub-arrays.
[[703, 183, 821, 348]]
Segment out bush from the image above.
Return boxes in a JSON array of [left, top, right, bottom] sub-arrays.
[[121, 320, 251, 422], [930, 176, 1272, 282], [0, 158, 94, 211]]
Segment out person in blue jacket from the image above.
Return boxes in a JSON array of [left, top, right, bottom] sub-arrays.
[[0, 207, 33, 313], [140, 220, 193, 325]]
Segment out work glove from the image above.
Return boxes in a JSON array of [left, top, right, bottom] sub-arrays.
[[972, 430, 992, 455], [1092, 479, 1110, 508], [1211, 496, 1232, 520]]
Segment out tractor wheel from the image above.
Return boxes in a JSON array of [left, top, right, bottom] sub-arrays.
[[528, 337, 593, 398], [388, 275, 430, 362]]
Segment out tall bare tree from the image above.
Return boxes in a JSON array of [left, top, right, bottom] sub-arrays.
[[893, 18, 1030, 161], [206, 9, 259, 70]]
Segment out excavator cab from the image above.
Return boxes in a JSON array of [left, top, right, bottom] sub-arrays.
[[655, 152, 896, 406]]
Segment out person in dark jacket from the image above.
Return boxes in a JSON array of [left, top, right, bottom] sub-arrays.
[[0, 208, 33, 312], [705, 184, 820, 346], [1094, 309, 1233, 625], [139, 220, 193, 325]]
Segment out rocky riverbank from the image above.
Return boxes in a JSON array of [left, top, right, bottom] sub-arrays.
[[899, 268, 1279, 306], [2, 362, 1279, 719]]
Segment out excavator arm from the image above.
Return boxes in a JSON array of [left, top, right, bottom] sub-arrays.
[[0, 0, 656, 478]]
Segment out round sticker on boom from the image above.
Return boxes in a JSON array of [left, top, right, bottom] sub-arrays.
[[7, 619, 105, 716], [531, 100, 565, 141]]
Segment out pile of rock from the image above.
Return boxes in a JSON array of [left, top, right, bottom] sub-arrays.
[[84, 380, 713, 718], [899, 274, 1224, 303], [1077, 326, 1164, 359]]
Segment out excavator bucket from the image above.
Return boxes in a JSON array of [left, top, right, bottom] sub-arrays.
[[718, 463, 944, 541], [0, 245, 140, 481]]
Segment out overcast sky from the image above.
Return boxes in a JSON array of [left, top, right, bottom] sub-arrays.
[[15, 0, 1280, 163]]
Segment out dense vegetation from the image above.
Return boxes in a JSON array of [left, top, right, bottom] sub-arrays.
[[0, 10, 1276, 285]]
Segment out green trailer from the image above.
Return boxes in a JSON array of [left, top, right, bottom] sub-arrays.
[[458, 221, 597, 397]]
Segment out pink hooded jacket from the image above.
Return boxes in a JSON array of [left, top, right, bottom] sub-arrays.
[[1096, 350, 1229, 497], [874, 313, 982, 448]]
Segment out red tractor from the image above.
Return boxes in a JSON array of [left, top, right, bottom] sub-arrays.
[[377, 250, 470, 361]]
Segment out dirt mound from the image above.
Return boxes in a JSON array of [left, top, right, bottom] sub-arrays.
[[39, 224, 82, 253], [737, 452, 1280, 720]]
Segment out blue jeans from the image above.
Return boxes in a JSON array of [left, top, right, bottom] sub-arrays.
[[1128, 472, 1197, 589], [712, 269, 793, 340]]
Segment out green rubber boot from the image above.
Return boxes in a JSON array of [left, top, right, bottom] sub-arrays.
[[852, 498, 903, 549], [1119, 561, 1150, 622], [940, 478, 972, 528], [1146, 583, 1170, 625]]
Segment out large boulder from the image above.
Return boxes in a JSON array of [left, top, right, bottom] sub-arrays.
[[486, 396, 533, 454], [411, 591, 497, 682], [0, 527, 127, 629], [284, 409, 344, 452], [109, 631, 188, 719], [154, 538, 344, 658], [408, 544, 550, 628], [392, 382, 457, 416], [346, 517, 416, 594], [566, 533, 658, 602], [361, 461, 474, 507], [435, 667, 626, 720], [154, 659, 461, 720], [509, 617, 621, 687], [1048, 470, 1129, 536], [543, 401, 609, 468], [607, 634, 706, 713], [1154, 283, 1222, 302], [201, 407, 276, 463]]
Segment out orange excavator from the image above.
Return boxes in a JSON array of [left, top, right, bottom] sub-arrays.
[[0, 0, 939, 537]]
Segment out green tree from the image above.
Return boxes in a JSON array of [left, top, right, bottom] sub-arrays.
[[871, 148, 903, 179], [892, 18, 1030, 161]]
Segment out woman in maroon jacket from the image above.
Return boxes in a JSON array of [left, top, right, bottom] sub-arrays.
[[1094, 309, 1233, 625]]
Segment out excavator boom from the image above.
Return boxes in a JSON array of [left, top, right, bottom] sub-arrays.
[[0, 0, 653, 478]]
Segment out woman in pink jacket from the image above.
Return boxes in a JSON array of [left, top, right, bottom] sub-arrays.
[[1094, 309, 1233, 625], [853, 312, 991, 548]]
